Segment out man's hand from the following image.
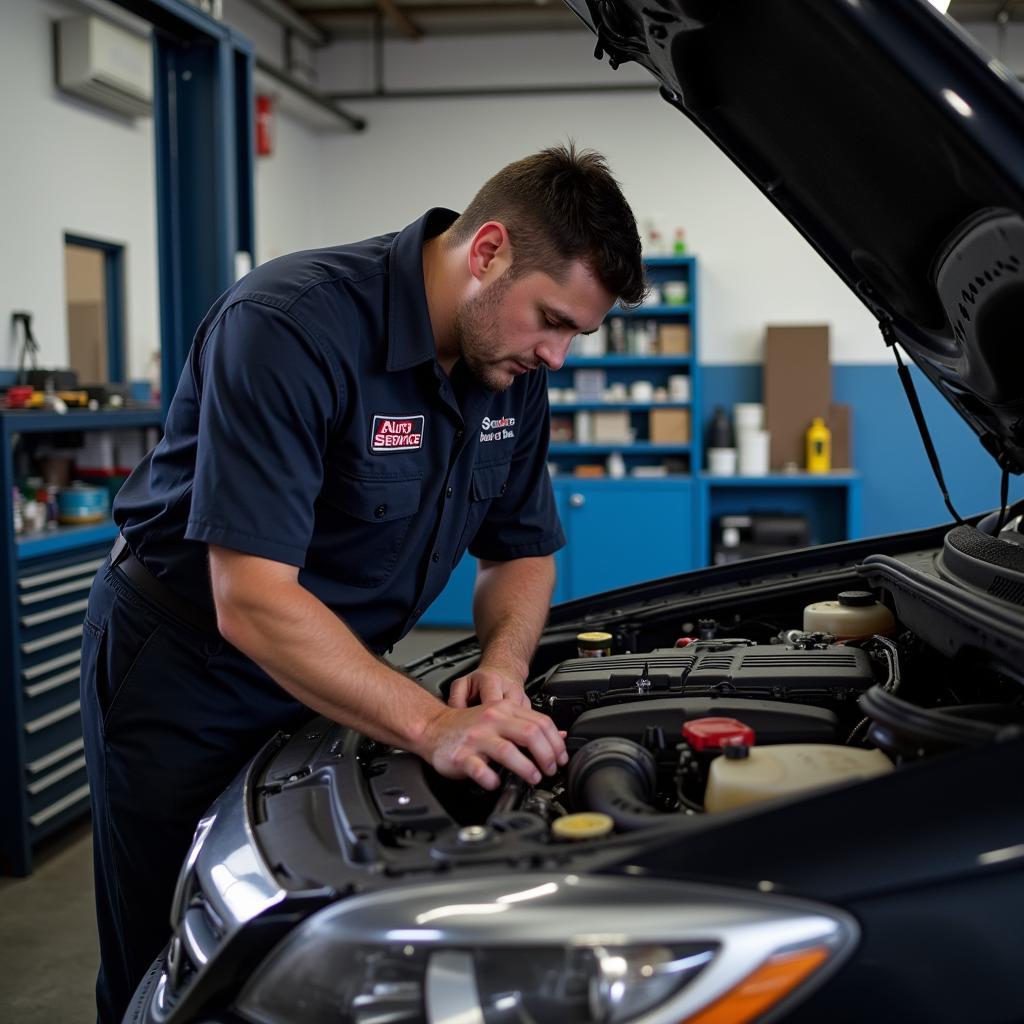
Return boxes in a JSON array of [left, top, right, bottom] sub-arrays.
[[448, 666, 530, 708], [417, 699, 567, 790]]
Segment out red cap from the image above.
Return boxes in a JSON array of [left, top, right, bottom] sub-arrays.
[[682, 717, 756, 752], [675, 637, 698, 647]]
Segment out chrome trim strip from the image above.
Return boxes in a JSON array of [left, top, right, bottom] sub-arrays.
[[23, 648, 81, 680], [27, 755, 87, 795], [27, 737, 85, 774], [22, 625, 83, 654], [25, 699, 80, 734], [29, 782, 90, 827], [25, 666, 80, 698], [21, 598, 89, 628], [19, 558, 105, 589], [20, 577, 95, 605]]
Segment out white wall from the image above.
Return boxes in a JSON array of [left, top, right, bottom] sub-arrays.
[[0, 0, 159, 379], [313, 32, 879, 365]]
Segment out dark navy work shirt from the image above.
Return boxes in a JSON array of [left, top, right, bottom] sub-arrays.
[[114, 209, 565, 653]]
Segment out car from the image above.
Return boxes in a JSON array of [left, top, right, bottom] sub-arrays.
[[129, 2, 1024, 1022]]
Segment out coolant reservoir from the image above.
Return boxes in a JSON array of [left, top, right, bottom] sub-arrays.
[[802, 590, 895, 640], [704, 743, 893, 813]]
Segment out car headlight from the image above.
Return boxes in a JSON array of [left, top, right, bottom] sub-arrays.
[[234, 873, 856, 1024]]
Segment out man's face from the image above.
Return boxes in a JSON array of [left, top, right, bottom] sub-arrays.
[[453, 260, 615, 392]]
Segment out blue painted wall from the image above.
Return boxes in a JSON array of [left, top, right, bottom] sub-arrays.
[[702, 363, 1024, 539]]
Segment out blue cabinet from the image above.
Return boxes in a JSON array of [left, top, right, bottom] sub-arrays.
[[554, 478, 695, 596], [1, 410, 162, 875]]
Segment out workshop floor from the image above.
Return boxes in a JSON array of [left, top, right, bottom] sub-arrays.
[[0, 628, 469, 1024]]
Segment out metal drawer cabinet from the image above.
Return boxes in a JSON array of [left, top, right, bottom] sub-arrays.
[[2, 543, 110, 875]]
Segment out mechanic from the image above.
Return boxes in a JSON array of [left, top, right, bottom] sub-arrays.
[[80, 143, 646, 1023]]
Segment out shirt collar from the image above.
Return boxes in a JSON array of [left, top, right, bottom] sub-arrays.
[[386, 207, 459, 372]]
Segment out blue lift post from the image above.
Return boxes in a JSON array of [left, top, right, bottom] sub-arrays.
[[114, 0, 256, 411]]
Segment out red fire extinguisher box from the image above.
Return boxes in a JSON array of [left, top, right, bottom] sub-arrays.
[[255, 94, 274, 157]]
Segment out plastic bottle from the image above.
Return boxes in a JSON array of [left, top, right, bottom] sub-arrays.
[[805, 417, 831, 473], [673, 228, 687, 255]]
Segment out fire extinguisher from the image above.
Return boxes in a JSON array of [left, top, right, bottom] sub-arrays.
[[255, 94, 274, 157]]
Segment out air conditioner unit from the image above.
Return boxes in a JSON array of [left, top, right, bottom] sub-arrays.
[[57, 16, 153, 119]]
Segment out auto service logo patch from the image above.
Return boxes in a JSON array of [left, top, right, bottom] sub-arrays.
[[370, 414, 425, 453], [480, 415, 516, 444]]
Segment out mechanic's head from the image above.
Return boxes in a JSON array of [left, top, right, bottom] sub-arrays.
[[445, 143, 646, 391]]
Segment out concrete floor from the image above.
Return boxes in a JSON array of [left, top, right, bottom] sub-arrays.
[[0, 628, 469, 1024]]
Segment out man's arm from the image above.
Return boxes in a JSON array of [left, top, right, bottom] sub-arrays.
[[208, 546, 566, 790], [448, 555, 555, 708]]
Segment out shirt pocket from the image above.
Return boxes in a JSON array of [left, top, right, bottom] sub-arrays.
[[456, 460, 512, 563], [318, 470, 422, 587]]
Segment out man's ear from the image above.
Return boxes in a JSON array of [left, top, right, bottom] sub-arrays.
[[467, 221, 512, 283]]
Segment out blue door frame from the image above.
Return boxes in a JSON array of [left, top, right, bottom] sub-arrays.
[[112, 0, 255, 412]]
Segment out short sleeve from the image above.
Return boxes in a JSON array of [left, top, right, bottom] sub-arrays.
[[468, 370, 566, 561], [184, 300, 342, 566]]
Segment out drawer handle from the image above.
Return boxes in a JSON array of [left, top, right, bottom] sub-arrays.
[[569, 493, 586, 508], [25, 666, 80, 699], [27, 755, 87, 796], [23, 649, 81, 681], [22, 624, 83, 655], [21, 598, 89, 629], [27, 737, 85, 775], [29, 783, 90, 828], [20, 577, 95, 606], [19, 558, 105, 589], [25, 699, 80, 734]]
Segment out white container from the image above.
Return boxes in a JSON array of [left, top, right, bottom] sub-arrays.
[[803, 592, 896, 639], [630, 380, 654, 402], [663, 280, 688, 305], [707, 447, 737, 476], [668, 374, 691, 401], [574, 411, 592, 444], [606, 452, 626, 479], [705, 744, 893, 813], [733, 402, 764, 433], [737, 429, 770, 476]]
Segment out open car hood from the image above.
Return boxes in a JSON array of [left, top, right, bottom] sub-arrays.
[[565, 0, 1024, 471]]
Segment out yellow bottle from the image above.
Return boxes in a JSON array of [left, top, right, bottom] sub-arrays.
[[806, 417, 831, 473]]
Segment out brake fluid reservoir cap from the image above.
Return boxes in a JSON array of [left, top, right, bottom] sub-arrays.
[[552, 812, 615, 841], [682, 717, 756, 752]]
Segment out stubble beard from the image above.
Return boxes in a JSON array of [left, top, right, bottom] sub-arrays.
[[452, 272, 516, 393]]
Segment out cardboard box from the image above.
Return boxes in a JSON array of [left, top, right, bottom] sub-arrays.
[[650, 408, 691, 444], [657, 323, 691, 355], [593, 410, 632, 443], [763, 325, 831, 469]]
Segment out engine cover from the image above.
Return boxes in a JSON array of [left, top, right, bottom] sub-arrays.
[[540, 644, 876, 728]]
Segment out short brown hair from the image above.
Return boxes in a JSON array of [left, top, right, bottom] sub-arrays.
[[447, 143, 647, 307]]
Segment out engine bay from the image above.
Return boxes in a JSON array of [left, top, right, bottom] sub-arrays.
[[252, 545, 1024, 888]]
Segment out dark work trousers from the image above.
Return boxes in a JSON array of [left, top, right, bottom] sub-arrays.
[[80, 563, 306, 1024]]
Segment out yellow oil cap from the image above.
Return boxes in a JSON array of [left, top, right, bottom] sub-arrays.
[[551, 812, 614, 841]]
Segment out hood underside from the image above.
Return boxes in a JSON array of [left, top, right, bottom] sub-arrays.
[[567, 0, 1024, 471]]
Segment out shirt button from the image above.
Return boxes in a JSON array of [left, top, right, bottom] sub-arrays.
[[374, 504, 387, 518], [432, 551, 440, 563], [446, 487, 453, 498], [455, 430, 464, 442], [500, 483, 507, 495]]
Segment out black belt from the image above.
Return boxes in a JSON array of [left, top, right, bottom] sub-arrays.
[[110, 535, 218, 636]]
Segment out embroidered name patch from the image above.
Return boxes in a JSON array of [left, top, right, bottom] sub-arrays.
[[371, 414, 425, 453], [480, 414, 516, 444]]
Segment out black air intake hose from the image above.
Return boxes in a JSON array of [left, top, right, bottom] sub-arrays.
[[566, 737, 660, 831]]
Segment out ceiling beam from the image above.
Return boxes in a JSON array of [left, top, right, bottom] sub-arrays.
[[376, 0, 422, 38]]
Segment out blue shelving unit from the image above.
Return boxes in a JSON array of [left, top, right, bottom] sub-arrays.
[[1, 408, 162, 875]]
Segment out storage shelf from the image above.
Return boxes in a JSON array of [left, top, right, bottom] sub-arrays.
[[17, 521, 119, 561], [642, 255, 695, 267], [609, 303, 692, 316], [551, 401, 691, 412], [1, 408, 163, 434], [549, 443, 691, 455], [563, 356, 692, 368], [701, 472, 859, 487]]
